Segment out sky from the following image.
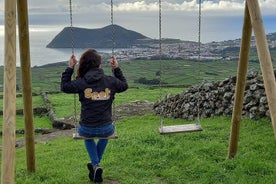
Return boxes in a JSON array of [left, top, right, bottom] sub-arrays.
[[0, 0, 276, 42]]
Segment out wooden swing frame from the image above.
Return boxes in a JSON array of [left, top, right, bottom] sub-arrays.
[[227, 1, 276, 158]]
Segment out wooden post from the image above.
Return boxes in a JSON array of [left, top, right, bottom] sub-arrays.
[[17, 0, 36, 172], [246, 0, 276, 140], [227, 2, 252, 159], [1, 0, 17, 183]]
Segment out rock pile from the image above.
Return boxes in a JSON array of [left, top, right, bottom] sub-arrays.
[[153, 71, 271, 120]]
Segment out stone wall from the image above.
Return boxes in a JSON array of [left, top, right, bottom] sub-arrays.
[[153, 71, 271, 120]]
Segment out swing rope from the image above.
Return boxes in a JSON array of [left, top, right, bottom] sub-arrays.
[[111, 0, 116, 123], [111, 0, 115, 56], [158, 0, 203, 134], [158, 0, 163, 132], [69, 0, 78, 134], [69, 0, 117, 139], [69, 0, 74, 56], [196, 0, 202, 125]]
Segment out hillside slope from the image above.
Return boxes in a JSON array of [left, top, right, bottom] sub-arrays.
[[46, 24, 150, 48]]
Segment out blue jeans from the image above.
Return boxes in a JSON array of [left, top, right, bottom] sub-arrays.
[[78, 123, 114, 165]]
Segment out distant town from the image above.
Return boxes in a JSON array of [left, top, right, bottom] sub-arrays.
[[114, 32, 276, 62], [48, 25, 276, 63]]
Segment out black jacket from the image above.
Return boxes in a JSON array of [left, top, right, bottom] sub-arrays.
[[61, 67, 128, 127]]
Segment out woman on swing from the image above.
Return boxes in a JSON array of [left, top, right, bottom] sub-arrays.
[[61, 48, 128, 183]]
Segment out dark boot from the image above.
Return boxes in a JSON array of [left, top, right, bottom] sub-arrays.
[[93, 165, 103, 183], [87, 163, 94, 182]]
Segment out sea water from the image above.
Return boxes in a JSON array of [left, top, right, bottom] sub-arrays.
[[0, 26, 113, 67]]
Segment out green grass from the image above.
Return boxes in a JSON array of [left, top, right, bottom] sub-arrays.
[[0, 95, 44, 110], [117, 60, 260, 86], [1, 89, 275, 184], [12, 115, 276, 184], [0, 59, 265, 93], [0, 59, 275, 183], [6, 115, 52, 130]]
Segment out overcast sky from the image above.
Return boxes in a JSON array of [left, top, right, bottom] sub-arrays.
[[0, 0, 276, 42]]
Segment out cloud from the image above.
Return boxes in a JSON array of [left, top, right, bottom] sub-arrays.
[[203, 0, 244, 10], [115, 1, 159, 12], [0, 0, 275, 42], [0, 0, 275, 18], [111, 0, 275, 16], [259, 0, 276, 15], [0, 1, 271, 24]]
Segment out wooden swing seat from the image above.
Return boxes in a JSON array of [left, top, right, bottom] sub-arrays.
[[73, 132, 118, 140], [159, 123, 203, 134]]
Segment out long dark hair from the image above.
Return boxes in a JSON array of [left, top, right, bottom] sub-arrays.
[[77, 49, 102, 78]]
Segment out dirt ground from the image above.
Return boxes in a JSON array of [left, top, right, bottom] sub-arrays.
[[16, 100, 154, 148]]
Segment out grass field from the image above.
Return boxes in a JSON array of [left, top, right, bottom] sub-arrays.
[[10, 107, 276, 184], [0, 59, 265, 93], [0, 59, 275, 183], [0, 88, 275, 184]]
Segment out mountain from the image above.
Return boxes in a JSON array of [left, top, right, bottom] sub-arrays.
[[46, 24, 150, 48]]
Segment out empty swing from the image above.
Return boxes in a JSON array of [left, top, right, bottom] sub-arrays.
[[68, 0, 118, 140], [158, 0, 203, 134]]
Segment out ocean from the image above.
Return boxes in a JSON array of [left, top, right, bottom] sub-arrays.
[[0, 15, 276, 67], [0, 26, 114, 67]]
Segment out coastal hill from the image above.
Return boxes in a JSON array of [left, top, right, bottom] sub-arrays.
[[46, 24, 151, 48], [47, 24, 183, 49]]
